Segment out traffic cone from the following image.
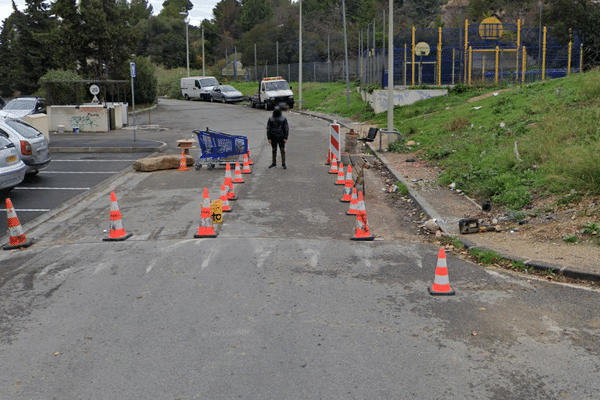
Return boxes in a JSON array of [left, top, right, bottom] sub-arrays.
[[247, 150, 254, 165], [3, 198, 34, 250], [233, 161, 245, 183], [194, 188, 218, 238], [220, 184, 232, 212], [224, 163, 237, 200], [335, 162, 346, 185], [178, 151, 188, 171], [242, 153, 252, 174], [346, 187, 359, 215], [341, 164, 353, 202], [428, 248, 455, 296], [329, 155, 338, 174], [326, 149, 332, 165], [351, 191, 374, 241], [103, 191, 132, 241]]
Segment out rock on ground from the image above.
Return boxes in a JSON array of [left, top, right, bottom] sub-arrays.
[[133, 154, 194, 172]]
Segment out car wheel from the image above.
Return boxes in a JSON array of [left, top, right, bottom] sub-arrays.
[[221, 97, 226, 104], [184, 94, 190, 101], [210, 96, 215, 102]]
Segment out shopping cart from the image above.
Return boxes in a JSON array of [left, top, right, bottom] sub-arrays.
[[193, 128, 249, 170]]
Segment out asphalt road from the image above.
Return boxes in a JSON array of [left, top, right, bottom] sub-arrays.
[[0, 99, 599, 399], [1, 152, 152, 232]]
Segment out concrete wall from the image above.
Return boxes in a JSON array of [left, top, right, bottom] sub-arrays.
[[23, 114, 49, 143], [361, 88, 448, 114], [48, 105, 109, 132]]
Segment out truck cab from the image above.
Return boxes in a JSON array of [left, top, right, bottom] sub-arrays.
[[253, 77, 294, 110]]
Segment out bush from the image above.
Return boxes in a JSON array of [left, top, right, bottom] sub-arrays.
[[39, 70, 86, 105], [131, 56, 158, 105]]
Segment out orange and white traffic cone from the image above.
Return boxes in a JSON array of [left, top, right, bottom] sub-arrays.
[[224, 163, 237, 200], [220, 184, 232, 212], [178, 151, 188, 171], [341, 164, 353, 202], [103, 191, 133, 241], [242, 153, 252, 174], [346, 187, 359, 215], [335, 162, 346, 185], [247, 150, 254, 165], [351, 191, 374, 241], [194, 188, 218, 238], [329, 155, 338, 174], [3, 198, 34, 250], [233, 161, 245, 183], [428, 248, 455, 296], [326, 149, 332, 165]]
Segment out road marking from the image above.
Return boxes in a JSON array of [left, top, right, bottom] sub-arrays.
[[51, 159, 138, 162], [14, 187, 90, 190], [39, 171, 120, 174], [0, 208, 50, 212]]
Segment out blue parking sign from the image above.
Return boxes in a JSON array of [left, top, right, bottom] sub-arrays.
[[130, 62, 136, 78]]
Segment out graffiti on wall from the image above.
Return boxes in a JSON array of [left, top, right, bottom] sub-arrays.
[[69, 113, 100, 131]]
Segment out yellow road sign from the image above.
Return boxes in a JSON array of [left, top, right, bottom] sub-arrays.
[[211, 199, 223, 224]]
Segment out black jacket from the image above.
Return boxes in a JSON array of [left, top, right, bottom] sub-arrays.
[[266, 115, 289, 141]]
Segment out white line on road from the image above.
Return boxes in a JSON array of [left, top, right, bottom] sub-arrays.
[[0, 208, 50, 212], [14, 187, 90, 190], [51, 159, 139, 162], [39, 171, 120, 174]]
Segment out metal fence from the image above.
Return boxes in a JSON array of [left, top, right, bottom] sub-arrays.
[[239, 59, 361, 83]]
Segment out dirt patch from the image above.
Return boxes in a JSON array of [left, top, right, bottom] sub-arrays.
[[362, 150, 600, 285], [466, 88, 516, 103]]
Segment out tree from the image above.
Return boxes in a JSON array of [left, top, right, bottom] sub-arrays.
[[239, 0, 274, 32], [159, 0, 193, 18], [137, 17, 189, 68]]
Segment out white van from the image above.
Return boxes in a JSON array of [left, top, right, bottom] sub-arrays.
[[180, 76, 220, 101]]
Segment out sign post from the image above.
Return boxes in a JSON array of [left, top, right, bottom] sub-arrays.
[[414, 42, 430, 86], [130, 61, 137, 142]]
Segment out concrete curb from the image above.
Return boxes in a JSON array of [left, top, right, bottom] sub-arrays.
[[49, 140, 167, 153], [294, 109, 600, 283]]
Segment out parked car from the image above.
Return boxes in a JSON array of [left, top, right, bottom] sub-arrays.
[[2, 97, 46, 118], [210, 85, 244, 103], [0, 118, 50, 174], [0, 97, 6, 110], [0, 133, 27, 192]]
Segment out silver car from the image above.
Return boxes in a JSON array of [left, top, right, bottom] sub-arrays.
[[210, 85, 244, 103], [0, 119, 51, 174], [0, 134, 27, 192]]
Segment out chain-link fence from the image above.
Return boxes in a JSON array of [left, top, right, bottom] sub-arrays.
[[241, 59, 361, 83]]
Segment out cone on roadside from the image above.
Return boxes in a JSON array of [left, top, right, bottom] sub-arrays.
[[341, 164, 353, 202], [428, 248, 455, 296], [351, 191, 374, 241], [178, 151, 188, 171], [247, 150, 254, 165], [224, 163, 237, 200], [329, 155, 338, 174], [346, 187, 359, 215], [326, 149, 332, 165], [220, 184, 232, 212], [233, 161, 245, 183], [335, 163, 345, 185], [242, 153, 252, 174], [194, 188, 218, 238], [103, 191, 133, 241], [3, 198, 34, 250]]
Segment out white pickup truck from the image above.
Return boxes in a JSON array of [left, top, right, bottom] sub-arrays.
[[250, 77, 295, 110]]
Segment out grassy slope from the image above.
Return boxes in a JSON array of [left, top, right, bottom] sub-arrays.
[[156, 66, 600, 210]]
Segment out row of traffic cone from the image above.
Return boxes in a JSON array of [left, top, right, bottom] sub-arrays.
[[327, 152, 454, 295]]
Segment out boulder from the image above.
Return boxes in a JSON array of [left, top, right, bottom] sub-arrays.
[[133, 154, 194, 172]]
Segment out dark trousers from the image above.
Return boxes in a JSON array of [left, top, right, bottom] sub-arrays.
[[271, 137, 286, 165]]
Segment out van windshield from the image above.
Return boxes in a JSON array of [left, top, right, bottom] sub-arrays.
[[200, 78, 219, 87], [264, 81, 290, 91]]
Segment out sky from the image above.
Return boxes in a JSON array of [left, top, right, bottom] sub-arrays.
[[0, 0, 219, 27]]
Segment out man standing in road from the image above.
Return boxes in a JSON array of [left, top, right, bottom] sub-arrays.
[[266, 106, 289, 169]]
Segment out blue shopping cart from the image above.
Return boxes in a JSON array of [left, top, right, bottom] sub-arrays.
[[193, 128, 249, 170]]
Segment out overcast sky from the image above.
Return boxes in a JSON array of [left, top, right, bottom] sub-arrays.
[[0, 0, 219, 27]]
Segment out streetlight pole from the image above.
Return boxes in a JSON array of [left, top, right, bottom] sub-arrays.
[[179, 12, 190, 77]]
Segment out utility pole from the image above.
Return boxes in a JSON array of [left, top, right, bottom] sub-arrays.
[[342, 0, 350, 106], [179, 12, 189, 77], [299, 0, 303, 110], [202, 25, 205, 76]]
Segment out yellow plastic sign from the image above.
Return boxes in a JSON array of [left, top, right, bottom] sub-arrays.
[[210, 199, 223, 224], [479, 17, 503, 40]]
